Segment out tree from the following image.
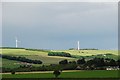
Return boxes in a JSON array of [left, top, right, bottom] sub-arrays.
[[93, 58, 105, 67], [48, 52, 71, 57], [53, 70, 61, 78], [11, 70, 15, 75], [69, 61, 76, 64], [59, 59, 68, 65], [109, 59, 116, 66], [69, 48, 75, 50], [77, 58, 86, 64], [117, 59, 120, 67]]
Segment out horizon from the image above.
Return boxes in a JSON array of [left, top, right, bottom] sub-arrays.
[[0, 46, 118, 50]]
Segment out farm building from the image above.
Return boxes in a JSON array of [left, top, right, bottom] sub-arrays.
[[106, 66, 119, 70]]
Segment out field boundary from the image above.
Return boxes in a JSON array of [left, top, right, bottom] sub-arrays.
[[1, 70, 81, 74]]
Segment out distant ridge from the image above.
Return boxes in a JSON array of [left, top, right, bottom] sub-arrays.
[[0, 47, 50, 52], [0, 47, 25, 49]]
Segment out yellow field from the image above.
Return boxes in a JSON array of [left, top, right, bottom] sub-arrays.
[[53, 50, 118, 56]]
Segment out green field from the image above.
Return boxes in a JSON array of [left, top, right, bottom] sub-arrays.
[[2, 58, 21, 68], [2, 70, 119, 78], [1, 49, 76, 68], [0, 48, 119, 69], [60, 50, 118, 56], [0, 48, 119, 79]]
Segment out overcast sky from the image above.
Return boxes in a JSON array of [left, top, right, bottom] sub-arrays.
[[2, 2, 118, 50]]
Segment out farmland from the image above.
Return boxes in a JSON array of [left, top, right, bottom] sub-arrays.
[[2, 70, 119, 78], [54, 50, 118, 59], [0, 48, 119, 79], [1, 49, 76, 68], [0, 48, 119, 69], [2, 58, 21, 68]]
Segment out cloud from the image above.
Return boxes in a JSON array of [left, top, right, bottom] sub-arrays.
[[2, 2, 118, 49], [0, 3, 2, 47]]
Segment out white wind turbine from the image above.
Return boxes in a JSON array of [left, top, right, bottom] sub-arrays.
[[77, 41, 80, 50], [15, 37, 20, 48]]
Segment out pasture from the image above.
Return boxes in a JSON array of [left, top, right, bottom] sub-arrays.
[[2, 58, 21, 68], [1, 48, 119, 79], [1, 49, 75, 68], [54, 50, 119, 60], [0, 48, 119, 69], [2, 70, 119, 78], [54, 50, 118, 56]]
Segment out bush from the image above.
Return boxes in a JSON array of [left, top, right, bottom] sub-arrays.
[[48, 52, 71, 57], [77, 58, 86, 64], [80, 48, 98, 50], [62, 64, 77, 70], [2, 67, 12, 73], [59, 59, 68, 65], [85, 58, 105, 67], [25, 48, 50, 52], [11, 70, 15, 74], [69, 61, 76, 64]]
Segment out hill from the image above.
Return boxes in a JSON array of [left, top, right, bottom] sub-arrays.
[[0, 48, 75, 68], [53, 50, 118, 60], [0, 48, 119, 69]]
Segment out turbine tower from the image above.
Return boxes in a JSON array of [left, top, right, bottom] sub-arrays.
[[77, 41, 80, 50], [15, 37, 20, 48]]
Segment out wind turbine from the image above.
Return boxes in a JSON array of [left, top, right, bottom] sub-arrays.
[[15, 37, 20, 48], [77, 41, 80, 50]]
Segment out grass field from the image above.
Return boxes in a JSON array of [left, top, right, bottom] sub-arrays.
[[54, 50, 119, 60], [0, 49, 119, 69], [1, 49, 76, 68], [2, 70, 119, 78], [2, 58, 21, 68], [54, 50, 118, 56], [1, 49, 119, 79]]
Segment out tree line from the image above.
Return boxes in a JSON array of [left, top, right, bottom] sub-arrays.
[[1, 54, 42, 64], [0, 47, 25, 49], [2, 57, 120, 73], [59, 58, 120, 66], [59, 58, 120, 70], [69, 48, 98, 50], [48, 52, 71, 57], [25, 48, 50, 52]]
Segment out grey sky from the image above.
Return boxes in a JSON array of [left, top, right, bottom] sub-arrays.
[[0, 2, 2, 47], [2, 2, 118, 50]]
